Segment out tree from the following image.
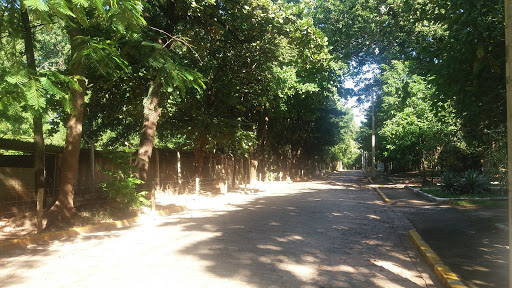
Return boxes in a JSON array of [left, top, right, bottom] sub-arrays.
[[357, 61, 457, 176], [15, 0, 147, 228]]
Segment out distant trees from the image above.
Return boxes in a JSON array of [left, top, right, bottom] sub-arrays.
[[313, 0, 507, 174]]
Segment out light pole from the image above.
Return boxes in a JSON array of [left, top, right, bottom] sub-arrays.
[[371, 93, 376, 176]]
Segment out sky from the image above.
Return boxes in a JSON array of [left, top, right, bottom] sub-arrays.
[[341, 64, 379, 126], [341, 79, 371, 127]]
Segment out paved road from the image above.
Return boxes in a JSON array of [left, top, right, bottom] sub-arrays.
[[0, 171, 440, 287], [380, 184, 509, 288]]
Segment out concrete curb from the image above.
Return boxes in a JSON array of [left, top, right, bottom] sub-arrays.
[[362, 169, 374, 184], [0, 205, 187, 250], [362, 170, 391, 204], [409, 187, 508, 202], [374, 186, 391, 203], [495, 223, 509, 231], [408, 230, 467, 288]]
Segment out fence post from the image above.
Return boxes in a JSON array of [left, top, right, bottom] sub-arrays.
[[156, 149, 160, 189], [37, 188, 44, 233], [195, 177, 199, 196], [151, 181, 156, 212], [244, 172, 247, 194]]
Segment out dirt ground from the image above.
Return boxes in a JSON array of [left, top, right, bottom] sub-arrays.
[[0, 199, 139, 240], [0, 184, 266, 241]]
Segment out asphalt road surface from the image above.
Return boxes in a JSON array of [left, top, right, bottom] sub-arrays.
[[0, 171, 440, 288]]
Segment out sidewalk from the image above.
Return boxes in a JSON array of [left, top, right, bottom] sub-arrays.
[[372, 175, 509, 288]]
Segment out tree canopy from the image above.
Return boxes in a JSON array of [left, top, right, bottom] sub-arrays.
[[1, 0, 507, 225]]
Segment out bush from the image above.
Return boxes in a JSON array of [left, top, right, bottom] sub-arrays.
[[101, 148, 150, 209], [440, 171, 459, 194], [457, 170, 490, 194]]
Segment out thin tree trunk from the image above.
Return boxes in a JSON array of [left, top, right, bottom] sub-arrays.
[[194, 137, 207, 179], [503, 0, 512, 286], [258, 115, 269, 182], [136, 80, 161, 187], [20, 7, 45, 197], [250, 148, 258, 184], [21, 6, 46, 232], [232, 155, 237, 186], [46, 27, 86, 229], [422, 152, 428, 185], [176, 150, 181, 185]]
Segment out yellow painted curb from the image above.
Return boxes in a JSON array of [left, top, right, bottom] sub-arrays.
[[0, 205, 186, 250], [408, 230, 467, 288], [374, 186, 391, 203]]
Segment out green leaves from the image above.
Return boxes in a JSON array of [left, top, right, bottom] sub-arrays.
[[368, 60, 456, 171], [71, 36, 129, 76], [101, 148, 149, 208], [24, 0, 49, 11], [24, 77, 45, 111]]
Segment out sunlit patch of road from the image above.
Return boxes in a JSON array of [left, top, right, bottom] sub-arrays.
[[0, 171, 441, 288]]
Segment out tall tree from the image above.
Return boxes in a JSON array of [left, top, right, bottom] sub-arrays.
[[17, 0, 147, 227], [20, 1, 45, 214]]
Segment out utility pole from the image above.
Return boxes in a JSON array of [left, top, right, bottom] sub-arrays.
[[504, 1, 512, 286], [371, 93, 376, 176], [361, 149, 364, 170]]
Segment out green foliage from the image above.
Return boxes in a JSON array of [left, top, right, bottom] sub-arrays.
[[440, 171, 458, 194], [484, 129, 508, 187], [357, 61, 456, 172], [458, 170, 490, 195], [101, 149, 150, 208], [315, 0, 506, 173], [71, 37, 129, 77], [440, 170, 490, 195]]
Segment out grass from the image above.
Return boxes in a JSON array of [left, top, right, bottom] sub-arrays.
[[449, 199, 508, 209], [420, 187, 508, 209], [420, 187, 507, 199]]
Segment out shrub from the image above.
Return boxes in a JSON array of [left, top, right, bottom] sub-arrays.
[[440, 171, 459, 194], [457, 170, 490, 194], [101, 148, 150, 209]]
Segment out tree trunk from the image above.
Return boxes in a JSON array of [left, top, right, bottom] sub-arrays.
[[45, 27, 86, 229], [136, 80, 161, 187], [257, 115, 269, 182], [421, 152, 428, 185], [250, 148, 258, 184], [503, 0, 512, 285], [21, 6, 46, 232], [232, 155, 237, 186], [20, 7, 45, 196], [194, 136, 207, 179]]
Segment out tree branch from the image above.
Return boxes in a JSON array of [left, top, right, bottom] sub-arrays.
[[147, 25, 202, 65]]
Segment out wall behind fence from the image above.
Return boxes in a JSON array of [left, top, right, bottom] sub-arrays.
[[0, 147, 256, 218]]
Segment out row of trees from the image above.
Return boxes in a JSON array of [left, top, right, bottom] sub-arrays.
[[310, 0, 506, 178], [0, 0, 359, 228]]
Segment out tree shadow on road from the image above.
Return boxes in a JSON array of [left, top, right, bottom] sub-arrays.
[[156, 171, 438, 287], [0, 171, 438, 287]]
